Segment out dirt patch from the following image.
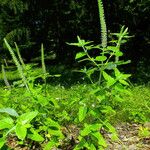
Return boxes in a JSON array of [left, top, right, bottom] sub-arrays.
[[6, 123, 150, 150], [105, 123, 150, 150]]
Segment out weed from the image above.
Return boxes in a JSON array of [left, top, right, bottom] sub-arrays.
[[0, 0, 148, 149]]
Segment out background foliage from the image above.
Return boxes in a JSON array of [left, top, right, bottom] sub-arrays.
[[0, 0, 149, 83]]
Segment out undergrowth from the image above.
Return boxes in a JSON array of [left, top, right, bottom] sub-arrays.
[[0, 0, 149, 149]]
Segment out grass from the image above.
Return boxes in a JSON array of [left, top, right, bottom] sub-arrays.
[[0, 65, 149, 149], [113, 85, 150, 124], [0, 68, 149, 125]]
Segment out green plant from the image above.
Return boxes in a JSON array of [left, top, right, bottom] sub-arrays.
[[138, 126, 150, 138], [119, 85, 150, 123], [4, 39, 55, 103], [0, 108, 39, 149], [1, 39, 66, 149], [4, 38, 29, 91], [1, 0, 145, 149], [66, 0, 132, 149]]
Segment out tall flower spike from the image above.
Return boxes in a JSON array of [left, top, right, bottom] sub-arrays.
[[97, 0, 107, 48]]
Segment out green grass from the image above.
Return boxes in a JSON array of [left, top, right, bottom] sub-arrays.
[[0, 69, 149, 149], [0, 81, 149, 125], [116, 85, 150, 123], [44, 84, 150, 124]]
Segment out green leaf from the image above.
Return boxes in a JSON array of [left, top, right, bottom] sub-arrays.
[[46, 118, 60, 129], [75, 52, 86, 59], [0, 138, 6, 149], [44, 140, 56, 150], [114, 68, 121, 77], [86, 68, 96, 77], [77, 36, 85, 46], [95, 56, 107, 61], [107, 46, 119, 52], [92, 132, 107, 147], [80, 123, 102, 136], [103, 71, 116, 86], [122, 74, 131, 79], [105, 62, 117, 70], [114, 95, 124, 102], [67, 36, 93, 47], [17, 111, 38, 125], [66, 42, 82, 47], [48, 129, 64, 139], [104, 122, 116, 133], [74, 138, 86, 150], [0, 117, 14, 130], [0, 108, 19, 117], [89, 124, 102, 132], [116, 60, 131, 66], [37, 95, 49, 106], [78, 106, 87, 122], [115, 51, 123, 57], [85, 44, 100, 50], [101, 106, 116, 116], [15, 124, 27, 140], [80, 124, 91, 136], [28, 132, 44, 142], [89, 144, 96, 150], [119, 79, 129, 86]]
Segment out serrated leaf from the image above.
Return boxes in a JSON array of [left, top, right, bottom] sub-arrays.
[[78, 106, 87, 122], [15, 124, 27, 140], [17, 111, 38, 125], [0, 117, 14, 130], [75, 52, 86, 59], [95, 56, 107, 61], [103, 71, 116, 86], [0, 108, 19, 117]]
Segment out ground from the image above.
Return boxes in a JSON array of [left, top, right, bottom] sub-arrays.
[[6, 123, 150, 150]]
